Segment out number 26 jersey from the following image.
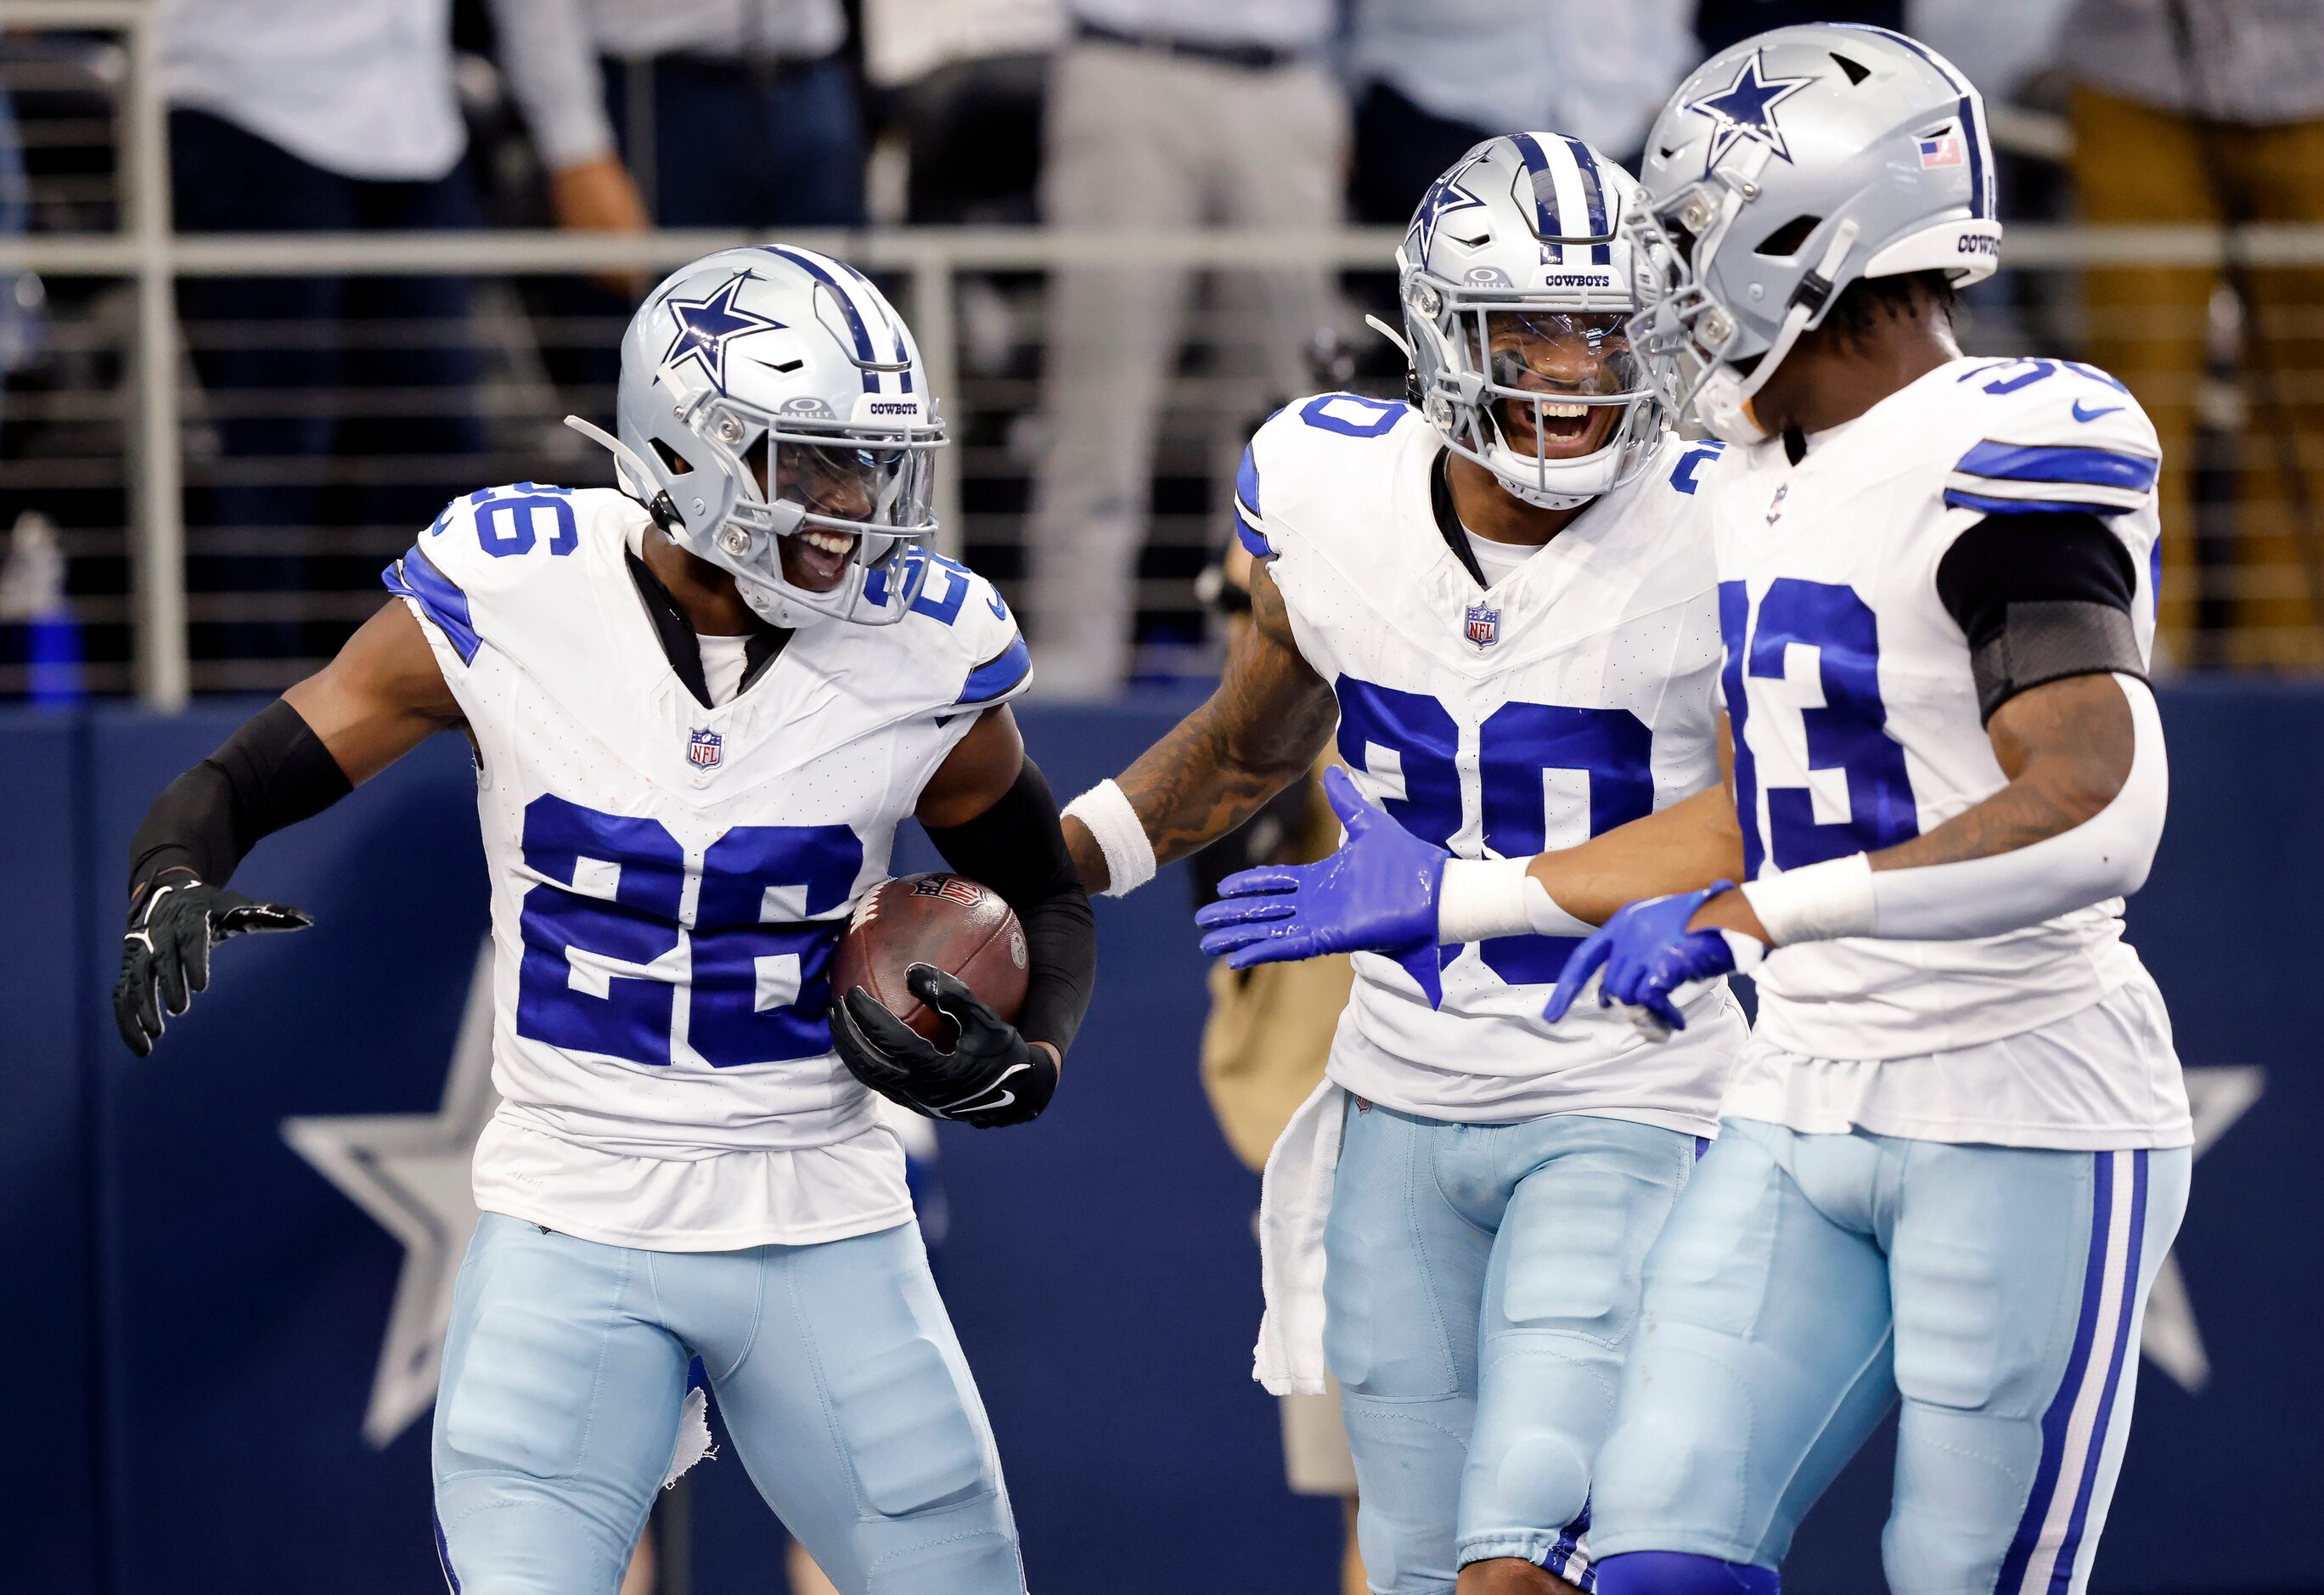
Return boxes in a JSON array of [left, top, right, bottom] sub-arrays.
[[384, 483, 1030, 1249]]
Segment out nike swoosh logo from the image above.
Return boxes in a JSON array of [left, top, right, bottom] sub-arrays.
[[2072, 399, 2124, 423]]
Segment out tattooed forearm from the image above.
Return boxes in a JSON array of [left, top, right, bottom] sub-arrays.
[[1117, 561, 1339, 873], [1868, 672, 2135, 872]]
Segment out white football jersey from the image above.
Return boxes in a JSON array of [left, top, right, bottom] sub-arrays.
[[385, 484, 1030, 1248], [1242, 392, 1744, 1134], [1708, 355, 2191, 1147]]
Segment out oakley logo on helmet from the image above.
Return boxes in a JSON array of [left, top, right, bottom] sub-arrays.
[[779, 394, 837, 419], [1680, 50, 1819, 176], [1465, 266, 1515, 287]]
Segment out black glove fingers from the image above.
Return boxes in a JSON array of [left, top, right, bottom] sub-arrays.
[[113, 941, 158, 1057], [153, 905, 194, 1017], [841, 988, 943, 1063], [185, 903, 219, 995], [904, 964, 1002, 1047]]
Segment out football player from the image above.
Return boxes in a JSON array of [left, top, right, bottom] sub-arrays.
[[1062, 134, 1748, 1594], [111, 246, 1095, 1595], [1197, 27, 2190, 1595]]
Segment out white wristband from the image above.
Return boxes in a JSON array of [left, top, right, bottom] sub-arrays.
[[1062, 779, 1157, 898], [1738, 854, 1877, 946], [1438, 858, 1594, 944]]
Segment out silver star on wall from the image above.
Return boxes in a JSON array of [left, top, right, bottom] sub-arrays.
[[282, 941, 499, 1447]]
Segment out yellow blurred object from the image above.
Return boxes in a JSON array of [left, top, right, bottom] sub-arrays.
[[2070, 82, 2324, 667]]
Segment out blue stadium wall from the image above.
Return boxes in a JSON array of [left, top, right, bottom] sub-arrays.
[[4, 685, 2318, 1593]]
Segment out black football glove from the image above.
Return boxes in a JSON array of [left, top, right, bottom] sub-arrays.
[[830, 963, 1058, 1129], [114, 875, 312, 1057]]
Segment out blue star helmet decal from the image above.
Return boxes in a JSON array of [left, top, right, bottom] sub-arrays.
[[659, 270, 785, 394], [1682, 50, 1820, 177], [1406, 157, 1490, 259]]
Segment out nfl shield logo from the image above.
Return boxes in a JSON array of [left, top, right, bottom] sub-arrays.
[[688, 728, 723, 769], [1465, 604, 1500, 650]]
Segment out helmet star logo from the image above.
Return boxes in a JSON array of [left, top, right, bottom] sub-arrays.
[[1407, 158, 1490, 259], [659, 271, 784, 394], [1682, 51, 1819, 177]]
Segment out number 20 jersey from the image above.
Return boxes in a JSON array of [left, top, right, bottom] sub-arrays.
[[1710, 355, 2191, 1147], [384, 484, 1031, 1248], [1241, 393, 1745, 1135]]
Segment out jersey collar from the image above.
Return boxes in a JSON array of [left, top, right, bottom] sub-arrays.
[[624, 550, 791, 711]]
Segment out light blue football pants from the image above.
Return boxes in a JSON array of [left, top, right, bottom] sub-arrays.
[[1324, 1100, 1702, 1592], [1590, 1119, 2192, 1594], [431, 1213, 1023, 1594]]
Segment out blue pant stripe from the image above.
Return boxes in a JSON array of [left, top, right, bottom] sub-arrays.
[[2049, 1150, 2148, 1592], [1995, 1150, 2124, 1592], [434, 1505, 463, 1593]]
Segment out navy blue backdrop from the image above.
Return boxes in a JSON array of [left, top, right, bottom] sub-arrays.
[[5, 685, 2318, 1593]]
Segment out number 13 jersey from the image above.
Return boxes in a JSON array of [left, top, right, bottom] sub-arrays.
[[385, 484, 1030, 1249], [1241, 393, 1744, 1135], [1709, 356, 2190, 1148]]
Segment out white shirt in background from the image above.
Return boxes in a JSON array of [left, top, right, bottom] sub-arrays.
[[1067, 0, 1331, 54], [862, 0, 1066, 91], [487, 0, 849, 172], [1349, 0, 1694, 160], [159, 0, 464, 182]]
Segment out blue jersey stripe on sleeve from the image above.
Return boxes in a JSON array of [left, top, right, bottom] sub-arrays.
[[958, 633, 1031, 705], [1943, 487, 2139, 519], [1955, 441, 2160, 493], [382, 544, 481, 663]]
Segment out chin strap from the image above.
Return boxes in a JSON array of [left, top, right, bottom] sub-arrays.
[[564, 414, 684, 535], [1695, 218, 1861, 446]]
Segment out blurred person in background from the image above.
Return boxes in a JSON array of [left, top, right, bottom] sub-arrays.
[[2062, 0, 2324, 668], [1691, 0, 1901, 54], [1021, 0, 1345, 699], [860, 0, 1062, 228], [488, 0, 867, 233], [1188, 537, 1365, 1595], [161, 0, 487, 668], [1347, 0, 1693, 227]]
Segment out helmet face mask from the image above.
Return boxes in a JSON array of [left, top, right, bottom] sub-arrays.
[[594, 247, 948, 628], [1397, 133, 1668, 510]]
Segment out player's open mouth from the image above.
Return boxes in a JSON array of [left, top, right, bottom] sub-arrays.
[[1507, 398, 1616, 459], [782, 527, 858, 592]]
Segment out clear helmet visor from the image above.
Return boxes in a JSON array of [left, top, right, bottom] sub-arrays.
[[1471, 309, 1649, 459], [759, 436, 934, 536]]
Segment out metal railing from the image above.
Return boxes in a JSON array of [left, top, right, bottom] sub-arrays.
[[12, 0, 2324, 704]]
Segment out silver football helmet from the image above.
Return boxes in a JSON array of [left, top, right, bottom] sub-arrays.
[[569, 245, 945, 628], [1624, 24, 2002, 444], [1393, 132, 1664, 509]]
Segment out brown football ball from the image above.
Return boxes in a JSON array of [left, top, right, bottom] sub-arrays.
[[830, 873, 1029, 1042]]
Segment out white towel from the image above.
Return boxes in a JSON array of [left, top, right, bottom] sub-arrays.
[[1252, 1079, 1348, 1396]]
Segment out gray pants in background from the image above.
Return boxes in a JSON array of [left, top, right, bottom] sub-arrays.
[[1025, 39, 1348, 696]]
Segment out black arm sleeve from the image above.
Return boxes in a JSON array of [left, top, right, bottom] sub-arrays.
[[1933, 511, 2146, 724], [127, 698, 354, 894], [923, 756, 1097, 1057]]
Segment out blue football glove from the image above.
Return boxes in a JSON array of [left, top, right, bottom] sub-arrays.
[[1194, 766, 1446, 1006], [1543, 882, 1751, 1038]]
